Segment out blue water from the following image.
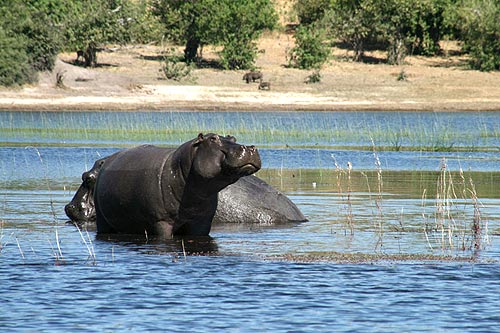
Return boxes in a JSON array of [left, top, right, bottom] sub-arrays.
[[2, 257, 499, 333], [1, 111, 500, 332]]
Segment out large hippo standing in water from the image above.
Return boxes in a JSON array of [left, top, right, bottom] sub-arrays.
[[65, 133, 306, 238]]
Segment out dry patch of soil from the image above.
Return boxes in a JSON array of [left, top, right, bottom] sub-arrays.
[[2, 33, 500, 112]]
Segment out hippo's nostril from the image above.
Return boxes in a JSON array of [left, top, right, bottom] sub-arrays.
[[64, 204, 75, 215]]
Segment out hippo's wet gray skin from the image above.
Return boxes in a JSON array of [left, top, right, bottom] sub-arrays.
[[65, 133, 306, 238], [214, 175, 306, 225], [94, 133, 261, 238], [64, 158, 106, 223]]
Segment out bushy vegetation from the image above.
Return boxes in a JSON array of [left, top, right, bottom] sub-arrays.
[[63, 0, 163, 59], [0, 0, 162, 86], [0, 1, 61, 86], [295, 0, 500, 70], [1, 0, 500, 88], [449, 0, 500, 71], [151, 0, 277, 69], [288, 26, 330, 69]]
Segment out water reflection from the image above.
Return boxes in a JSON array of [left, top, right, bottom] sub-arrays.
[[95, 234, 219, 256]]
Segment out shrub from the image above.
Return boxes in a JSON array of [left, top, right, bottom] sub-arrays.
[[450, 0, 500, 71], [289, 26, 330, 70], [23, 11, 61, 72], [219, 39, 258, 70], [294, 0, 333, 25], [305, 70, 322, 84], [0, 1, 61, 86], [0, 28, 37, 86], [160, 49, 193, 81], [161, 60, 192, 81]]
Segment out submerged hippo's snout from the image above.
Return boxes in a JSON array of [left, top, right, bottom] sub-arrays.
[[65, 199, 96, 222]]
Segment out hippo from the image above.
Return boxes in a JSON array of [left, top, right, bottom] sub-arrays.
[[93, 133, 262, 238], [65, 134, 306, 238], [214, 175, 303, 224]]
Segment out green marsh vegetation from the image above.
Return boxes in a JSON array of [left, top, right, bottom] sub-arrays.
[[1, 111, 498, 152]]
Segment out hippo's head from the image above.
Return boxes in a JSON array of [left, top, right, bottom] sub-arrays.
[[190, 133, 261, 185], [65, 158, 106, 224], [65, 171, 96, 223]]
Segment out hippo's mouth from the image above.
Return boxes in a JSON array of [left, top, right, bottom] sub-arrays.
[[237, 163, 260, 175]]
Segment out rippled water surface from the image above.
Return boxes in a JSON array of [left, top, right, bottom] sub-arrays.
[[1, 111, 499, 332]]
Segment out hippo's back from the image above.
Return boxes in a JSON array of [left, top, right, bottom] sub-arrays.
[[95, 145, 174, 234], [214, 175, 307, 224]]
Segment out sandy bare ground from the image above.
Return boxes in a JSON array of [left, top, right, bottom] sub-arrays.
[[2, 33, 500, 112]]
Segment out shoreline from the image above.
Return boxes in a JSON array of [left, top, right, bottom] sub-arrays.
[[2, 84, 500, 112], [2, 40, 500, 113]]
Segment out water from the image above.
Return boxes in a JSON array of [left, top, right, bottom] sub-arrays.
[[1, 111, 500, 332]]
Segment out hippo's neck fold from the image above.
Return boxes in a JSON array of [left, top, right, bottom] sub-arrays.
[[175, 185, 218, 235]]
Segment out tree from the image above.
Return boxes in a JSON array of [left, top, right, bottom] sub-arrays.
[[288, 25, 330, 69], [0, 28, 36, 86], [324, 0, 377, 62], [0, 0, 61, 85], [294, 0, 333, 26], [218, 0, 277, 69], [59, 0, 162, 67], [449, 0, 500, 71], [322, 0, 451, 64], [152, 0, 277, 69]]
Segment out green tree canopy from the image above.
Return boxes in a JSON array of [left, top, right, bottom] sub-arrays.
[[61, 0, 162, 66], [0, 0, 61, 85], [449, 0, 500, 71], [288, 25, 330, 69], [152, 0, 277, 69], [0, 0, 162, 85], [295, 0, 455, 64]]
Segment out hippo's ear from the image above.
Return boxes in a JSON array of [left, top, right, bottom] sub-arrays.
[[225, 135, 237, 143], [193, 133, 205, 146]]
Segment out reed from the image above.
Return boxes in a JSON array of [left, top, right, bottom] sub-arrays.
[[1, 111, 496, 152], [0, 218, 5, 254], [371, 138, 384, 251], [26, 146, 67, 264], [467, 174, 487, 252], [75, 224, 97, 265], [331, 155, 353, 235], [346, 161, 353, 235], [435, 158, 456, 250], [16, 237, 25, 259], [421, 158, 488, 254]]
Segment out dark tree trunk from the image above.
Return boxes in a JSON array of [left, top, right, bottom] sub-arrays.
[[84, 41, 97, 68], [184, 37, 200, 63]]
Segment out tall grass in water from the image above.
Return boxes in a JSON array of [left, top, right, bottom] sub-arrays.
[[1, 111, 497, 151], [25, 146, 64, 264], [465, 170, 488, 252], [331, 155, 353, 235], [423, 158, 488, 254], [371, 139, 384, 251], [22, 147, 97, 265]]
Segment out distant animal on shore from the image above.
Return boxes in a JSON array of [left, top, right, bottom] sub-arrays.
[[76, 50, 84, 63], [243, 71, 263, 83], [258, 79, 271, 90]]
